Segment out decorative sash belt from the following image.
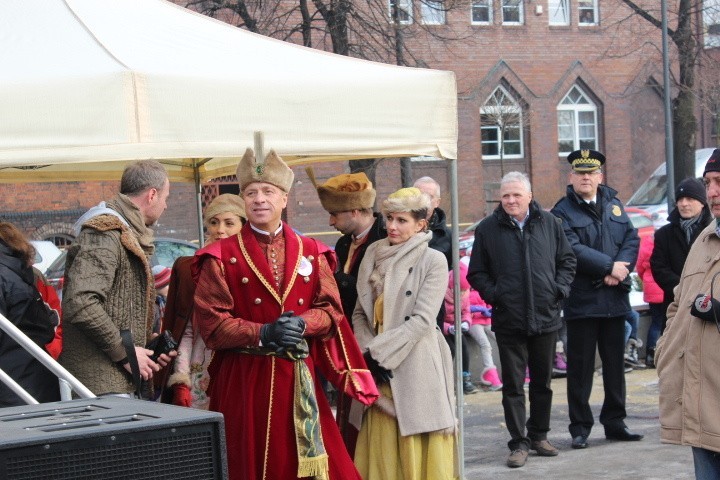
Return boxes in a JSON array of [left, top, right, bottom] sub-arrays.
[[232, 341, 329, 480]]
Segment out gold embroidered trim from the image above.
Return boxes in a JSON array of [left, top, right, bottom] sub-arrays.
[[262, 357, 276, 480], [237, 232, 303, 307]]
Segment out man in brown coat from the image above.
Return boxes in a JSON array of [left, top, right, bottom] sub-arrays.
[[61, 160, 175, 396], [657, 148, 720, 478]]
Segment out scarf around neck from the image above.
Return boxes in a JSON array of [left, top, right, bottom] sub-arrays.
[[369, 231, 431, 299], [106, 193, 155, 256]]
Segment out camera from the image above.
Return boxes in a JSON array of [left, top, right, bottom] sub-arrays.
[[145, 331, 178, 362]]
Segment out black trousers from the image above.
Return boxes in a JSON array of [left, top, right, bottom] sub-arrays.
[[567, 315, 627, 437], [495, 330, 557, 451]]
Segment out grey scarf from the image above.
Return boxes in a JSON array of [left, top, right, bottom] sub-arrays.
[[368, 231, 431, 300]]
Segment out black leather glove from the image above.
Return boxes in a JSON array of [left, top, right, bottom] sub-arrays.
[[260, 311, 305, 350], [363, 350, 393, 385]]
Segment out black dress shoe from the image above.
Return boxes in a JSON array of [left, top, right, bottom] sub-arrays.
[[605, 427, 644, 441], [571, 435, 589, 449]]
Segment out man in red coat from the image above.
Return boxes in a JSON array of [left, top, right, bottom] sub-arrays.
[[193, 148, 377, 480]]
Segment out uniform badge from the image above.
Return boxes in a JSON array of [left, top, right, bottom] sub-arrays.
[[298, 256, 313, 276], [612, 205, 621, 217]]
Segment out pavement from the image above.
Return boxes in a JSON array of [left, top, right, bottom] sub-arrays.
[[460, 367, 694, 479]]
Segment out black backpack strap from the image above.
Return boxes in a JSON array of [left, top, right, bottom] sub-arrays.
[[120, 329, 142, 399]]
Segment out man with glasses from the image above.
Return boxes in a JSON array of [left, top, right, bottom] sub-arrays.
[[657, 148, 720, 479], [551, 149, 641, 449]]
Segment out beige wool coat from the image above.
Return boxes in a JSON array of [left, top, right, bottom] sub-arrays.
[[656, 221, 720, 453], [352, 231, 456, 437]]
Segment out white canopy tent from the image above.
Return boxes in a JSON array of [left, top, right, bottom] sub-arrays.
[[0, 0, 467, 473], [0, 0, 456, 182]]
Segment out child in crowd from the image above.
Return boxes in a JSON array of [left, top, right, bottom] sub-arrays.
[[444, 261, 502, 392]]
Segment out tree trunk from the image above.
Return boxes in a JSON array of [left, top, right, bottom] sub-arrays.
[[671, 0, 697, 183]]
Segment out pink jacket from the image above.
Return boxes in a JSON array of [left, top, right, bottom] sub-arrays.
[[469, 290, 492, 326], [443, 264, 472, 334], [636, 235, 664, 304]]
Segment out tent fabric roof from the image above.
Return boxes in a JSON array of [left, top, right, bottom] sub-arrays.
[[0, 0, 457, 183]]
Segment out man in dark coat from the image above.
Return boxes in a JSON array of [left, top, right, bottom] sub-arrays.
[[468, 171, 576, 468], [551, 149, 642, 450], [649, 177, 712, 366]]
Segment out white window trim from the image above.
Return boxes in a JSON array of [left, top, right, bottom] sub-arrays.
[[480, 86, 525, 160], [548, 0, 570, 26], [557, 87, 599, 156], [421, 0, 446, 25], [471, 0, 493, 25], [578, 0, 598, 25], [501, 0, 524, 25], [389, 0, 413, 25]]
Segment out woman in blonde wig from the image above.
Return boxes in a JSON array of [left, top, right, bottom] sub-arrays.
[[353, 187, 457, 479]]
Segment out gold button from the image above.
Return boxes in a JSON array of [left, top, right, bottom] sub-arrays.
[[254, 298, 261, 304], [241, 277, 249, 284], [303, 276, 310, 283], [298, 298, 304, 305], [272, 259, 277, 263], [229, 257, 237, 264], [271, 253, 276, 258], [308, 255, 314, 262]]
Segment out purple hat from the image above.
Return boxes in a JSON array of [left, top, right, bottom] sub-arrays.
[[703, 149, 720, 176]]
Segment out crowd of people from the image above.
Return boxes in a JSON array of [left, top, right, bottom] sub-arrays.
[[1, 147, 720, 479]]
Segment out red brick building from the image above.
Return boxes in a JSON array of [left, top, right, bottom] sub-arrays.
[[3, 1, 714, 246]]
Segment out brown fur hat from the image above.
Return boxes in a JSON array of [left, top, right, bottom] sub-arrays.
[[306, 169, 376, 213], [236, 148, 294, 192]]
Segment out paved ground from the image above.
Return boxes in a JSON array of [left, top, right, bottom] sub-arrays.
[[459, 367, 694, 479]]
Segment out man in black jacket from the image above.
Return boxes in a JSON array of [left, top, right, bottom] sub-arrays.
[[551, 149, 642, 450], [649, 177, 712, 367], [469, 171, 576, 468]]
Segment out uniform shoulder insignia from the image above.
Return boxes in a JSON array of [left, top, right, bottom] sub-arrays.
[[612, 205, 622, 217]]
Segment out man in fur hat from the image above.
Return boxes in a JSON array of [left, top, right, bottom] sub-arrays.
[[309, 170, 386, 455], [310, 171, 386, 324], [192, 149, 377, 480]]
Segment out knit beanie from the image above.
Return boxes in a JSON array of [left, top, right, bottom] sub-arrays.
[[703, 148, 720, 176], [152, 265, 171, 289], [674, 178, 707, 206]]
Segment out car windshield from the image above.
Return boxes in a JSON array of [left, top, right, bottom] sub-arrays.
[[627, 173, 667, 206], [152, 240, 198, 267]]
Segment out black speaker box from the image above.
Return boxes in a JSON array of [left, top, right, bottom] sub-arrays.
[[0, 397, 227, 479]]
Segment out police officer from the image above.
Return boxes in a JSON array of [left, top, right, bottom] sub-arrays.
[[551, 149, 642, 449]]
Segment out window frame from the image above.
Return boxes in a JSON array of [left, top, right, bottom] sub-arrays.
[[480, 86, 525, 160], [471, 0, 493, 25], [557, 85, 599, 156], [421, 0, 446, 25], [389, 0, 413, 25], [501, 0, 524, 25], [578, 0, 598, 25], [548, 0, 570, 26]]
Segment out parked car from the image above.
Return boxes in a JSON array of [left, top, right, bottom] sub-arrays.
[[45, 237, 198, 299], [626, 147, 715, 228], [30, 240, 63, 275], [458, 220, 482, 257]]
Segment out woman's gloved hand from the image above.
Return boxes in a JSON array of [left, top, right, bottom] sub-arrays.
[[172, 383, 192, 407], [363, 350, 393, 385]]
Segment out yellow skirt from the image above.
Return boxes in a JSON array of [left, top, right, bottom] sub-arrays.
[[354, 384, 457, 480]]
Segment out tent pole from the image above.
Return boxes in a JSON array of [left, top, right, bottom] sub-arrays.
[[194, 161, 204, 246], [447, 156, 464, 477]]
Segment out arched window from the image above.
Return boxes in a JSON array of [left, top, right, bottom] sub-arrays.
[[557, 85, 598, 155], [481, 86, 524, 159]]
